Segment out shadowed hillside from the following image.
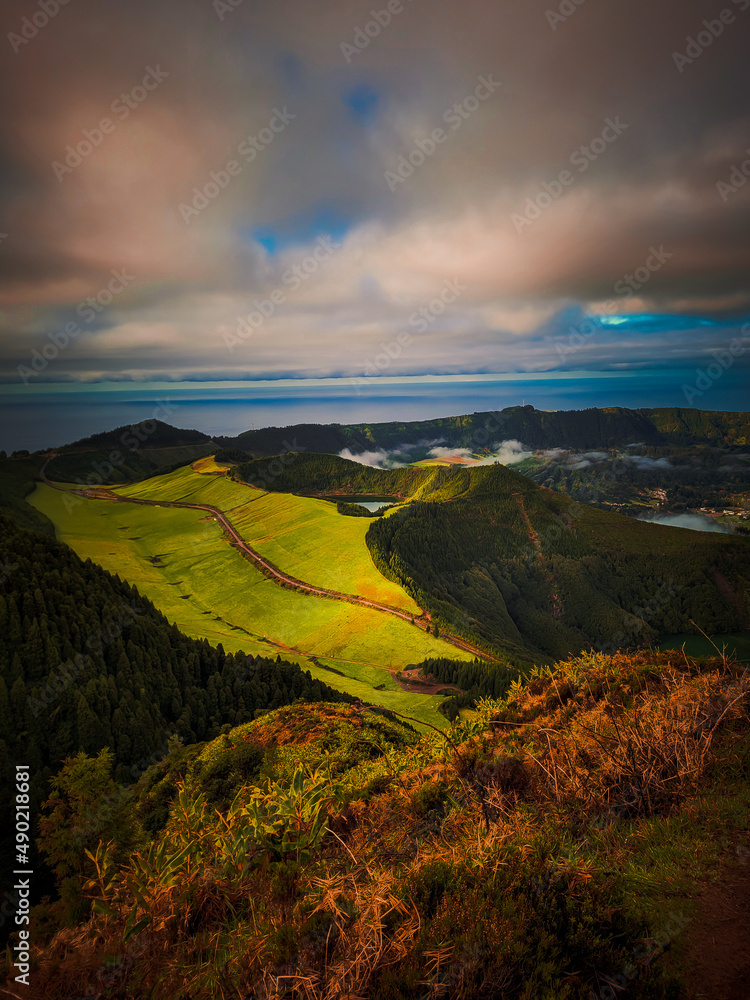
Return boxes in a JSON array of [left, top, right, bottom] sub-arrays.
[[10, 649, 749, 999], [235, 453, 750, 662], [0, 515, 349, 926], [221, 406, 750, 457]]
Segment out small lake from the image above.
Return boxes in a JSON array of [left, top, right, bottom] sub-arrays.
[[659, 632, 750, 663], [634, 512, 733, 533], [325, 494, 399, 513]]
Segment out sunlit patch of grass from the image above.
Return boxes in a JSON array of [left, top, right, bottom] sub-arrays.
[[117, 464, 422, 612], [29, 481, 468, 724], [191, 455, 232, 474]]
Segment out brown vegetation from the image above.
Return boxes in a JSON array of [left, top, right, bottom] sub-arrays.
[[11, 651, 750, 1000]]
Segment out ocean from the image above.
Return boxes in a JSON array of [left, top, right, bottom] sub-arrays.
[[1, 368, 747, 453]]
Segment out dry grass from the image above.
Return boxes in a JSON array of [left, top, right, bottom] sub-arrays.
[[12, 651, 750, 1000], [485, 651, 750, 820]]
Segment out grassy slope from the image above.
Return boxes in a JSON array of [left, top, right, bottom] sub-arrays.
[[114, 466, 421, 612], [30, 482, 469, 726], [20, 650, 750, 999], [191, 456, 232, 474]]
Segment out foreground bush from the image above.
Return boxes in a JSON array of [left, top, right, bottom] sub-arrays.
[[7, 651, 750, 998]]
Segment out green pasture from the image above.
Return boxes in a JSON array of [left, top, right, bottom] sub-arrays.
[[30, 482, 470, 725], [115, 465, 420, 613]]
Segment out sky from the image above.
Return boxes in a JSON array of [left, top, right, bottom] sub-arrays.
[[1, 0, 749, 391]]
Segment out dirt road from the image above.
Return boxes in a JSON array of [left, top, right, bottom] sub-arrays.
[[41, 464, 496, 662]]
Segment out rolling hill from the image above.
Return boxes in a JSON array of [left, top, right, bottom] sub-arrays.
[[234, 453, 750, 662], [29, 467, 476, 724], [219, 405, 750, 457], [15, 648, 750, 1000], [20, 407, 750, 490]]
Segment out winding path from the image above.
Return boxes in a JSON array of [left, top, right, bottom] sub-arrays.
[[40, 460, 497, 663]]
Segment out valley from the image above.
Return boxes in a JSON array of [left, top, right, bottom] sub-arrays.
[[3, 407, 750, 1000], [27, 431, 750, 726], [30, 464, 476, 726]]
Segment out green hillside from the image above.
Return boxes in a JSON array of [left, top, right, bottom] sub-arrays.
[[221, 406, 750, 457], [230, 453, 750, 661], [33, 408, 750, 489], [366, 462, 750, 659], [234, 451, 475, 501], [0, 514, 349, 921], [119, 466, 419, 610], [29, 478, 473, 723]]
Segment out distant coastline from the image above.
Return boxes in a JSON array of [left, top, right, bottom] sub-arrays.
[[2, 367, 748, 453]]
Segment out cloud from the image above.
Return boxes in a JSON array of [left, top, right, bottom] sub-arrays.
[[428, 439, 532, 465], [540, 448, 677, 472], [489, 440, 533, 465], [1, 0, 749, 383], [428, 446, 474, 461], [338, 448, 401, 468], [620, 455, 673, 470]]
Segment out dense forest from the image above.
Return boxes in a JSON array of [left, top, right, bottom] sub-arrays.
[[522, 445, 750, 515], [18, 407, 750, 487], [45, 420, 214, 484], [365, 464, 750, 660], [0, 455, 55, 535], [415, 656, 525, 720], [234, 451, 475, 501], [221, 405, 750, 458], [0, 515, 348, 916], [235, 451, 428, 497]]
